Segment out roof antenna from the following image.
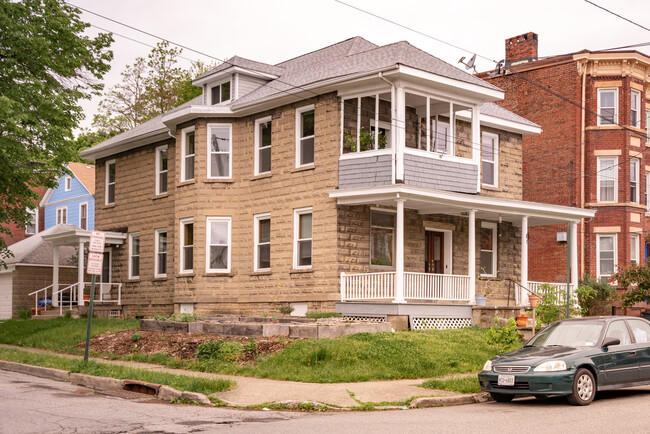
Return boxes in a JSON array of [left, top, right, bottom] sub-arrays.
[[459, 54, 476, 73]]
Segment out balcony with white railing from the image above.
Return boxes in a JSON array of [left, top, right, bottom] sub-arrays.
[[340, 272, 470, 303]]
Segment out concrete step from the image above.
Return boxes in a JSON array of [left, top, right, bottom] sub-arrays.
[[32, 307, 79, 319]]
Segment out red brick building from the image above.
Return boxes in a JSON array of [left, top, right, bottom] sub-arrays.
[[0, 187, 45, 247], [480, 32, 650, 283]]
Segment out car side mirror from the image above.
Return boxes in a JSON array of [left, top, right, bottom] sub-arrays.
[[602, 337, 620, 348]]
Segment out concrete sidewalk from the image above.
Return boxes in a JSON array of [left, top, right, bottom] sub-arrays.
[[0, 344, 489, 409]]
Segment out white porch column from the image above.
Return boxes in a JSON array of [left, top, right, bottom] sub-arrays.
[[394, 83, 406, 182], [472, 105, 481, 193], [468, 209, 476, 304], [52, 245, 60, 307], [521, 216, 529, 306], [394, 198, 406, 303], [78, 241, 85, 306], [570, 221, 578, 289]]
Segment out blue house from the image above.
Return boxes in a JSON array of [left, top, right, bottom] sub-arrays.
[[40, 162, 95, 231]]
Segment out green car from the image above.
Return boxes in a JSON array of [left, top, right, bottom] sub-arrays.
[[478, 316, 650, 405]]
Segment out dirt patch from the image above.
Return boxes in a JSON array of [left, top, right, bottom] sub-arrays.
[[79, 330, 294, 362]]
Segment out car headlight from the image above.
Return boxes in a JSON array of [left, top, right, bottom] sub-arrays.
[[533, 360, 567, 372], [483, 360, 493, 371]]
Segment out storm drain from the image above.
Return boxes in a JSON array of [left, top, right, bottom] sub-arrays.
[[101, 389, 162, 403], [122, 380, 160, 395]]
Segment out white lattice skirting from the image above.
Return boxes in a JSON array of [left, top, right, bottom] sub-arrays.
[[410, 317, 472, 330], [343, 315, 387, 323]]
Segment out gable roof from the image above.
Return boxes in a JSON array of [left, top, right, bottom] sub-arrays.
[[67, 162, 95, 194], [5, 224, 78, 266]]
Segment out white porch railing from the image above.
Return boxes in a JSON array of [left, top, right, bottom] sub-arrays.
[[27, 284, 59, 316], [82, 281, 122, 304], [340, 272, 470, 302], [404, 272, 470, 301], [52, 282, 80, 315], [29, 282, 122, 316]]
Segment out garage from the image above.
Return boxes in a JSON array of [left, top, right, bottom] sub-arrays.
[[0, 272, 12, 320]]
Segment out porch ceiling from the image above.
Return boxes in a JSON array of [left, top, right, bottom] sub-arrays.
[[329, 185, 595, 227], [41, 229, 127, 247]]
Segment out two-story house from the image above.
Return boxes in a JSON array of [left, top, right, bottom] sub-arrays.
[[40, 162, 95, 231], [480, 33, 650, 287], [77, 37, 593, 326]]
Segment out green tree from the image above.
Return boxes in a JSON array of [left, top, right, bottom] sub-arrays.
[[612, 264, 650, 308], [0, 0, 113, 265]]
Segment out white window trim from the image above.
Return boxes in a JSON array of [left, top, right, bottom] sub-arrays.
[[154, 228, 167, 278], [254, 213, 271, 272], [481, 132, 499, 188], [480, 221, 497, 277], [631, 89, 641, 128], [295, 104, 315, 168], [205, 216, 231, 273], [597, 234, 617, 280], [179, 217, 193, 274], [254, 116, 272, 175], [597, 156, 618, 203], [78, 202, 88, 230], [56, 206, 67, 225], [293, 207, 313, 270], [128, 232, 140, 280], [209, 78, 232, 105], [25, 207, 38, 235], [155, 145, 168, 195], [631, 234, 639, 265], [370, 208, 396, 269], [425, 227, 453, 275], [206, 123, 233, 180], [180, 126, 195, 182], [631, 158, 640, 203], [597, 88, 618, 126], [105, 159, 115, 205], [64, 176, 71, 191]]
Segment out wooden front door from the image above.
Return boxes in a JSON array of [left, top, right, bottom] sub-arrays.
[[426, 231, 445, 274]]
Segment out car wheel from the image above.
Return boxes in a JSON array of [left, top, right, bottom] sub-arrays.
[[489, 392, 514, 402], [567, 368, 595, 406]]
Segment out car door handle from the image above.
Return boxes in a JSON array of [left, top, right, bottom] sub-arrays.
[[630, 351, 636, 356]]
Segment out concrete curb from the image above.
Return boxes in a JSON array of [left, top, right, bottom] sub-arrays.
[[411, 392, 491, 408], [0, 360, 70, 382]]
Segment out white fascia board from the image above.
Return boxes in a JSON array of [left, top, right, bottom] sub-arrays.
[[42, 229, 126, 246], [80, 130, 170, 161], [192, 66, 278, 87], [329, 185, 595, 222], [0, 265, 16, 274], [455, 110, 542, 136], [39, 188, 54, 208], [161, 105, 235, 134], [395, 65, 504, 102]]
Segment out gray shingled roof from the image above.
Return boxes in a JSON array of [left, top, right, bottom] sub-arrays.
[[195, 55, 284, 82], [481, 102, 540, 128], [6, 224, 78, 266]]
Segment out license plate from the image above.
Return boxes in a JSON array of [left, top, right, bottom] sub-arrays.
[[498, 375, 515, 386]]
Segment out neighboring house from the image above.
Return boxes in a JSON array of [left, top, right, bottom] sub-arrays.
[[0, 187, 45, 247], [40, 162, 95, 231], [479, 32, 650, 284], [78, 37, 593, 326]]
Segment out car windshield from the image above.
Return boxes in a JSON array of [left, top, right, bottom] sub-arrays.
[[527, 321, 604, 348]]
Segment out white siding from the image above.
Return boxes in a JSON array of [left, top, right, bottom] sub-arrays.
[[238, 75, 267, 99], [0, 274, 12, 319]]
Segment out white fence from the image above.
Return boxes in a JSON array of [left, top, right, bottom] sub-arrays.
[[341, 272, 470, 302]]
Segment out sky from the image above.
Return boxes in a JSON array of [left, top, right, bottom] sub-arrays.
[[70, 0, 650, 131]]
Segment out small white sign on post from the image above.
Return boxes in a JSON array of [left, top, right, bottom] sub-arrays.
[[89, 231, 106, 253], [87, 252, 104, 276]]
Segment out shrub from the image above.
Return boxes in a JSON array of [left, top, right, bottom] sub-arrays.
[[278, 305, 294, 315], [486, 318, 520, 353], [196, 341, 242, 362], [131, 333, 142, 342], [306, 312, 342, 319], [178, 313, 196, 322], [575, 274, 616, 316], [534, 283, 578, 329], [63, 311, 72, 319], [612, 264, 650, 308], [242, 338, 259, 358]]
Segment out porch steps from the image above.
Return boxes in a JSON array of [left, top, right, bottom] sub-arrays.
[[32, 307, 80, 319]]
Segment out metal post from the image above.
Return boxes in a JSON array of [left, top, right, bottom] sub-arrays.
[[83, 274, 97, 363]]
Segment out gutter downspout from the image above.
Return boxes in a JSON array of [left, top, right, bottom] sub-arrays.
[[379, 72, 397, 185], [580, 61, 587, 277]]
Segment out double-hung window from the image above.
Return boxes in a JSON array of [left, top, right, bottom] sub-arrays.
[[207, 124, 232, 179], [180, 218, 193, 274], [129, 233, 140, 279], [294, 208, 312, 268], [155, 229, 167, 278], [296, 105, 315, 167], [631, 158, 639, 203], [482, 132, 499, 187], [254, 213, 271, 271], [370, 211, 395, 267], [631, 234, 639, 266], [206, 217, 231, 273], [255, 117, 272, 175], [156, 145, 168, 195], [56, 207, 67, 225], [631, 90, 641, 128], [210, 81, 231, 105], [597, 234, 617, 281], [79, 203, 88, 230], [646, 172, 650, 210], [597, 88, 618, 126], [597, 157, 617, 202], [480, 222, 497, 276], [181, 127, 195, 182], [105, 160, 116, 205], [25, 208, 37, 235]]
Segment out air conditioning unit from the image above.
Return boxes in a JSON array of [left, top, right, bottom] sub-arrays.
[[557, 232, 568, 242]]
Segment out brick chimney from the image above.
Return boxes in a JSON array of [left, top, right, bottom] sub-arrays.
[[505, 32, 538, 64]]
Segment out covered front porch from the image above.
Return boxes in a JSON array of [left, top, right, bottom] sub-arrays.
[[331, 185, 595, 327]]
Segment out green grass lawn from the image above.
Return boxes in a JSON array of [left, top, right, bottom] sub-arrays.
[[0, 318, 514, 388]]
